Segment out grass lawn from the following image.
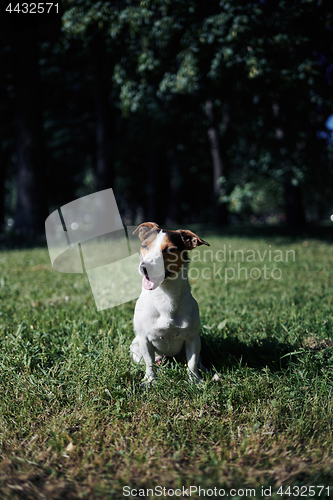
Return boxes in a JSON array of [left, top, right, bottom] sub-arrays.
[[0, 231, 333, 499]]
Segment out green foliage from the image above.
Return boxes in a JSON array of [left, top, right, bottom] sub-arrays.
[[226, 178, 284, 217], [61, 0, 333, 221]]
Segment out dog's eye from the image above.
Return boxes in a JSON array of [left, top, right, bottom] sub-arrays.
[[141, 245, 148, 250]]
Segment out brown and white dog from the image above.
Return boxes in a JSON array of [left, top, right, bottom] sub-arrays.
[[130, 222, 209, 387]]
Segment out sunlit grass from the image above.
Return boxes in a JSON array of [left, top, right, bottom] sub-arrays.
[[0, 234, 333, 498]]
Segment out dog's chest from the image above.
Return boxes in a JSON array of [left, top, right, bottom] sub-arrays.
[[146, 313, 194, 357], [133, 284, 200, 357], [134, 290, 198, 340], [149, 314, 189, 339]]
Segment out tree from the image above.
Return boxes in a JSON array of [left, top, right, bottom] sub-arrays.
[[98, 0, 332, 226], [12, 28, 48, 234], [1, 0, 331, 235], [1, 9, 62, 235]]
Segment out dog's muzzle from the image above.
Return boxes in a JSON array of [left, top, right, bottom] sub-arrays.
[[140, 262, 171, 281], [140, 263, 149, 277]]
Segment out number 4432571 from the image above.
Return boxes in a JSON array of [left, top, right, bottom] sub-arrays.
[[277, 485, 330, 496], [6, 3, 59, 14]]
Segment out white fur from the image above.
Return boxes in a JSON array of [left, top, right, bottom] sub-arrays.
[[131, 231, 203, 386], [143, 230, 166, 265], [139, 231, 166, 290]]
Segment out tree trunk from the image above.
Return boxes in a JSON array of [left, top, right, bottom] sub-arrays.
[[272, 102, 306, 228], [94, 82, 112, 192], [166, 148, 181, 224], [91, 38, 113, 193], [13, 31, 47, 234], [284, 176, 306, 228], [0, 157, 6, 230], [0, 146, 9, 230], [205, 100, 228, 226], [146, 151, 157, 222]]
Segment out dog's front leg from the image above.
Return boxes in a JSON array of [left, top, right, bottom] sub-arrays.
[[185, 335, 203, 383], [138, 336, 156, 388]]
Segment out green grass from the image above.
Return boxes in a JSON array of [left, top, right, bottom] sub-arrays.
[[1, 233, 333, 499]]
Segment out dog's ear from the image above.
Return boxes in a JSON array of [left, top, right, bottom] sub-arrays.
[[133, 222, 160, 241], [179, 230, 210, 250]]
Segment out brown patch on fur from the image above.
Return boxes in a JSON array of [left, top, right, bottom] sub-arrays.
[[164, 249, 185, 277], [178, 229, 210, 250], [161, 231, 188, 276], [133, 222, 160, 241], [138, 228, 162, 260]]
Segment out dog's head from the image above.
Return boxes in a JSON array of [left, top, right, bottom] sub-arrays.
[[133, 222, 209, 290]]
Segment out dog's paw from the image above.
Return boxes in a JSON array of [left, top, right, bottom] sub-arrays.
[[187, 369, 205, 385], [140, 375, 156, 390]]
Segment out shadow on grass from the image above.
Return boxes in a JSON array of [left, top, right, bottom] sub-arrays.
[[156, 331, 333, 378], [165, 334, 298, 375], [199, 332, 333, 375], [200, 334, 297, 373]]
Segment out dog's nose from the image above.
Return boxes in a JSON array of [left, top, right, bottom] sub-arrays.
[[140, 263, 148, 276]]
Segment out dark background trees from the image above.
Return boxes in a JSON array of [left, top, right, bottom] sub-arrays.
[[1, 0, 332, 239]]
